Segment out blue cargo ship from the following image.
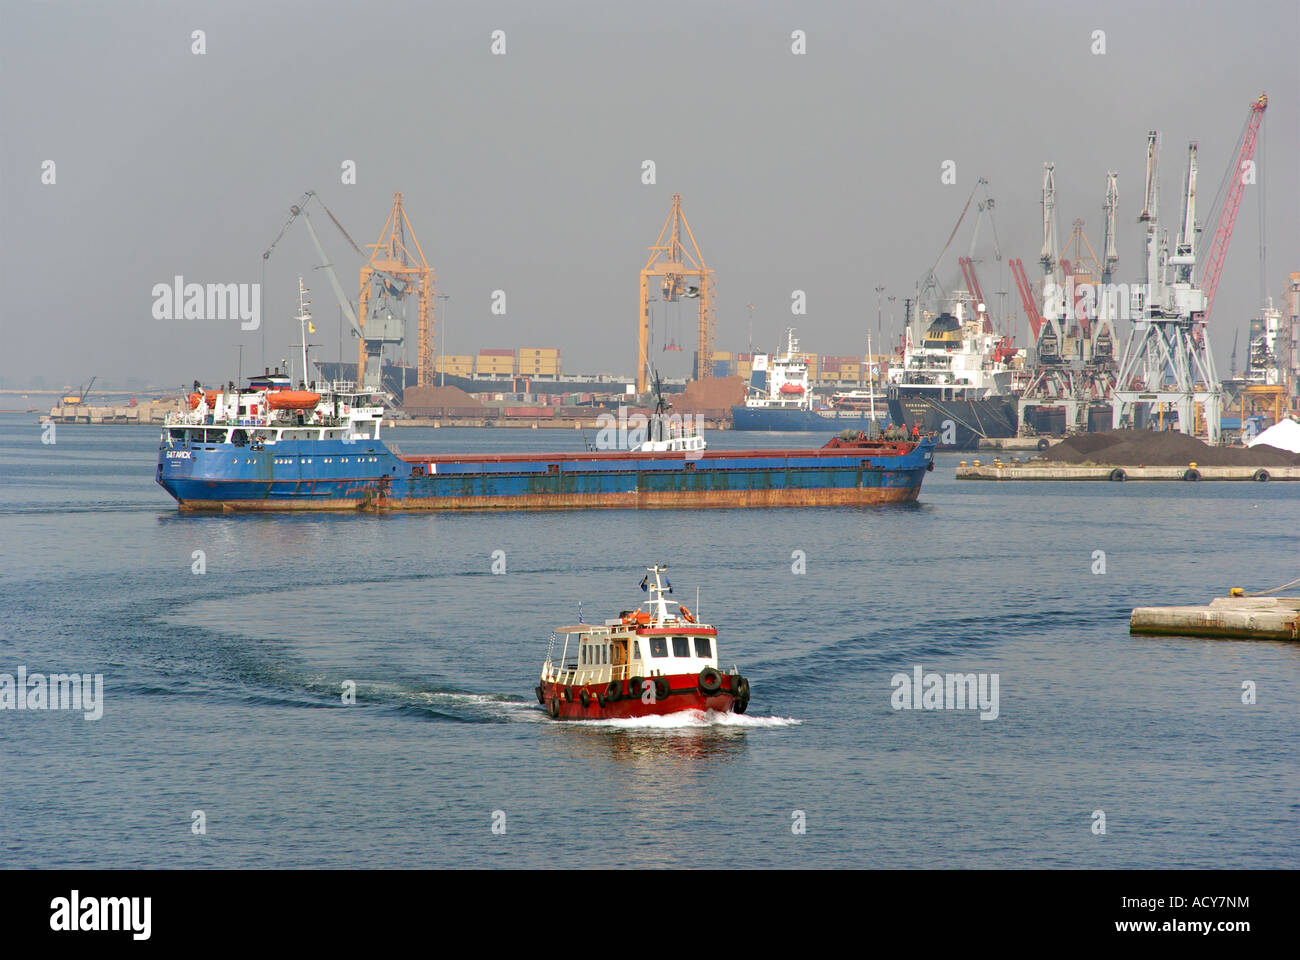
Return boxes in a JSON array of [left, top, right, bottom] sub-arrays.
[[156, 375, 935, 512], [731, 329, 889, 433]]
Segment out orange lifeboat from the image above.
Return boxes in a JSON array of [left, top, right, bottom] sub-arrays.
[[188, 392, 203, 410], [267, 391, 321, 411], [779, 383, 805, 395]]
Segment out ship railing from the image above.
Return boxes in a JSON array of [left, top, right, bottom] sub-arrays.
[[542, 662, 632, 686]]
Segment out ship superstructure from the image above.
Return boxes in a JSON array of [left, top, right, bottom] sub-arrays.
[[886, 297, 1018, 447]]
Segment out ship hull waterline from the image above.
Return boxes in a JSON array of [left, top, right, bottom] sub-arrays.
[[169, 482, 924, 512]]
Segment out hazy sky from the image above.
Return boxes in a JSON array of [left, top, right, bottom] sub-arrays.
[[3, 0, 1297, 389]]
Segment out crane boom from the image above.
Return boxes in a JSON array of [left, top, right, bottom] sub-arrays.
[[1199, 93, 1267, 321], [264, 192, 365, 341], [298, 207, 366, 340], [1040, 163, 1058, 279], [1010, 258, 1044, 339], [1173, 142, 1198, 283], [958, 256, 993, 333]]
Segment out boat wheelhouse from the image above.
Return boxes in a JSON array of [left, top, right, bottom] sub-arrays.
[[537, 565, 749, 719]]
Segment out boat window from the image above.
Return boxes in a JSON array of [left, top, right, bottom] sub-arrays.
[[648, 637, 668, 658], [694, 637, 711, 659], [630, 642, 641, 661], [582, 646, 589, 665], [672, 636, 691, 657], [168, 428, 185, 440]]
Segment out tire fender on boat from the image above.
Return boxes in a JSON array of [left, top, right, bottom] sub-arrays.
[[652, 677, 671, 702], [579, 689, 591, 708], [731, 675, 750, 714], [698, 666, 722, 694], [546, 698, 561, 718], [628, 676, 644, 700], [604, 681, 622, 702]]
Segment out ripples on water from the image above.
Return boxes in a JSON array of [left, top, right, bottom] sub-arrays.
[[0, 416, 1296, 868]]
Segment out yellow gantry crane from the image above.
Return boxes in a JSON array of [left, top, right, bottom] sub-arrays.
[[358, 192, 437, 388], [637, 194, 715, 394]]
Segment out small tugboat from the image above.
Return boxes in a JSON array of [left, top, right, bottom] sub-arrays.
[[536, 565, 749, 720]]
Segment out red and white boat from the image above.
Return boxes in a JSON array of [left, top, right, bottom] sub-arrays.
[[536, 565, 750, 720]]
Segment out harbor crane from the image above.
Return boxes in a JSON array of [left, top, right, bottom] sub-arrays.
[[358, 193, 436, 389], [264, 191, 436, 393], [637, 194, 715, 394], [910, 177, 1001, 341], [1111, 93, 1266, 442], [1200, 93, 1268, 321], [1013, 164, 1120, 434], [61, 376, 96, 406], [1096, 171, 1120, 359]]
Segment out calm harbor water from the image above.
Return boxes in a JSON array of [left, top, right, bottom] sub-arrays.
[[1, 412, 1296, 868]]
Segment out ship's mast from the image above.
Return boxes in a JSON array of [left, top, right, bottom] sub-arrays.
[[643, 564, 673, 623], [296, 277, 313, 389], [866, 331, 876, 421]]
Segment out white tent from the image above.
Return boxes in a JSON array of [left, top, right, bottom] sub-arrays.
[[1247, 417, 1300, 454]]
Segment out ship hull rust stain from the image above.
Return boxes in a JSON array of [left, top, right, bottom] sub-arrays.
[[179, 484, 921, 512]]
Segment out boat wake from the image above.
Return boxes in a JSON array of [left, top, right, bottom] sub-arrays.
[[568, 709, 802, 730]]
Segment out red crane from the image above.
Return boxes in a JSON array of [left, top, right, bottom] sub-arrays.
[[1200, 93, 1267, 321], [957, 257, 994, 333], [1009, 258, 1044, 339]]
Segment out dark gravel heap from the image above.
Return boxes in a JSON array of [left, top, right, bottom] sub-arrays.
[[1040, 429, 1300, 467]]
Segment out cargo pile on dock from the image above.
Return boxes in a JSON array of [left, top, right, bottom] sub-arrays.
[[1041, 429, 1300, 468], [957, 429, 1300, 480]]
